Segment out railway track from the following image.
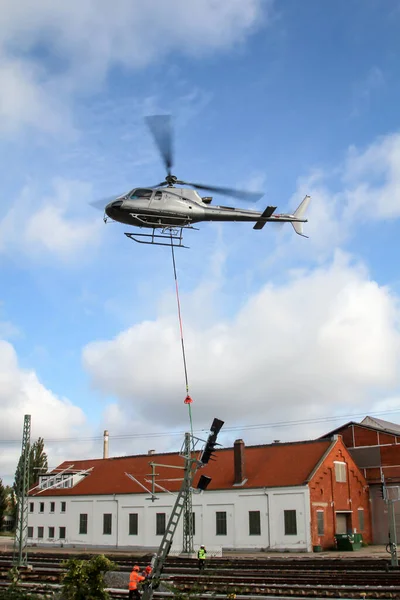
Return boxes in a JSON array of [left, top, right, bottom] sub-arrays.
[[1, 551, 399, 598]]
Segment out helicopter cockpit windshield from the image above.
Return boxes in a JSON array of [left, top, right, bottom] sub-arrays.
[[129, 188, 153, 200]]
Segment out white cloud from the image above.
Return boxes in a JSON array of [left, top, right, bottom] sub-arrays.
[[0, 179, 103, 261], [0, 340, 90, 483], [0, 57, 72, 135], [276, 131, 400, 258], [343, 132, 400, 220], [350, 66, 385, 118], [83, 251, 400, 440], [0, 0, 271, 133]]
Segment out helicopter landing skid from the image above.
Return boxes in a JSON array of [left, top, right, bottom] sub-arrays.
[[124, 226, 198, 249]]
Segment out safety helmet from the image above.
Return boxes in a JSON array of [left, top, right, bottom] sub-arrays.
[[133, 565, 140, 571], [200, 545, 205, 548]]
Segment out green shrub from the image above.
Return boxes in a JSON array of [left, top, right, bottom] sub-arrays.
[[61, 554, 117, 600]]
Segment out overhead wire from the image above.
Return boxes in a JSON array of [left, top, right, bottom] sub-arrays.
[[1, 408, 400, 445]]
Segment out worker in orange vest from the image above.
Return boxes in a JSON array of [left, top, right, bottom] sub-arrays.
[[142, 565, 152, 578], [129, 565, 145, 600]]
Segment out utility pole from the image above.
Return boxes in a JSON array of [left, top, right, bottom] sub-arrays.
[[388, 498, 398, 566], [381, 474, 399, 567], [142, 418, 224, 600], [13, 414, 31, 567], [182, 432, 194, 555]]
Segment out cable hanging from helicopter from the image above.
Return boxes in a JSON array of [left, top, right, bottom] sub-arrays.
[[169, 235, 195, 439]]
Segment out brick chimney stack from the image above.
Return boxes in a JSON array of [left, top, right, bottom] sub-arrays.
[[234, 439, 246, 484]]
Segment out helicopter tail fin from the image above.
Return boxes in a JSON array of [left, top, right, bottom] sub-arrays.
[[291, 195, 311, 237]]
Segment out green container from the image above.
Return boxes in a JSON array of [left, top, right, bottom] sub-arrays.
[[335, 533, 363, 551], [335, 534, 354, 551], [313, 545, 322, 553]]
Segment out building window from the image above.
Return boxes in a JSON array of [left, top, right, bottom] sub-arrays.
[[249, 511, 261, 535], [317, 511, 324, 535], [38, 527, 44, 539], [284, 510, 297, 535], [129, 513, 138, 536], [29, 502, 34, 513], [61, 501, 66, 513], [59, 527, 66, 539], [79, 513, 88, 535], [103, 514, 112, 535], [39, 502, 44, 513], [28, 527, 33, 538], [50, 502, 55, 513], [358, 508, 365, 532], [334, 461, 347, 483], [156, 513, 166, 536], [216, 511, 227, 536], [48, 527, 55, 539]]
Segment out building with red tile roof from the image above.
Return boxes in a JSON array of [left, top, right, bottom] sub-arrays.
[[27, 434, 371, 552], [321, 415, 400, 544]]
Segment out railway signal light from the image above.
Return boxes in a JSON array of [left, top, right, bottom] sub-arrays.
[[200, 418, 224, 465], [197, 475, 212, 491]]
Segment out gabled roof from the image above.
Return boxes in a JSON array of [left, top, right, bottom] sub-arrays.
[[29, 439, 333, 497], [320, 416, 400, 439], [361, 416, 400, 435]]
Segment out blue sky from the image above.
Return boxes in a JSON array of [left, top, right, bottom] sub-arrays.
[[1, 0, 400, 482]]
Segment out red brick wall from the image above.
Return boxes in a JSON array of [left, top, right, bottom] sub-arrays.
[[309, 437, 371, 549], [381, 445, 400, 466], [353, 426, 379, 447], [339, 427, 354, 447], [379, 432, 399, 445]]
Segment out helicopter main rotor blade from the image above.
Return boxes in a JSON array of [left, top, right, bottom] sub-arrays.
[[177, 180, 264, 203], [145, 115, 174, 175]]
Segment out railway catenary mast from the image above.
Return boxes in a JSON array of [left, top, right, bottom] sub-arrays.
[[13, 414, 31, 567]]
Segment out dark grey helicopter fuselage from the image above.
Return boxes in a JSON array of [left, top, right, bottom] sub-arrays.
[[105, 187, 287, 228]]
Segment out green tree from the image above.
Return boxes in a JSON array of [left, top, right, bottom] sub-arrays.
[[0, 478, 7, 528], [29, 437, 48, 486], [4, 486, 17, 528], [61, 554, 117, 600], [13, 437, 48, 497]]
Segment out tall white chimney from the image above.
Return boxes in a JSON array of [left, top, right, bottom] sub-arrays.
[[103, 430, 109, 459]]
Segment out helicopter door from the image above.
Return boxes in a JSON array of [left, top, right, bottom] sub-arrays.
[[149, 189, 165, 208]]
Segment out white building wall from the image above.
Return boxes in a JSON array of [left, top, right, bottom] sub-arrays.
[[27, 485, 311, 551]]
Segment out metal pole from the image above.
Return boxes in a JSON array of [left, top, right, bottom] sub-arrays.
[[13, 415, 31, 567], [182, 432, 194, 554], [142, 434, 200, 600], [388, 499, 398, 567]]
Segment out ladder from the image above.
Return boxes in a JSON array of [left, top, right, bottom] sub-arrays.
[[142, 454, 200, 600]]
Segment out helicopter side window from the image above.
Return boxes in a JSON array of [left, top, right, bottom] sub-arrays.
[[129, 188, 153, 200], [154, 191, 162, 200]]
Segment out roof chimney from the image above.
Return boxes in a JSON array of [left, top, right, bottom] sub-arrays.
[[148, 449, 155, 455], [234, 439, 246, 485], [103, 430, 109, 459]]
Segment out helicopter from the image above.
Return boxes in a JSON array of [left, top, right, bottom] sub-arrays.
[[99, 115, 311, 248]]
